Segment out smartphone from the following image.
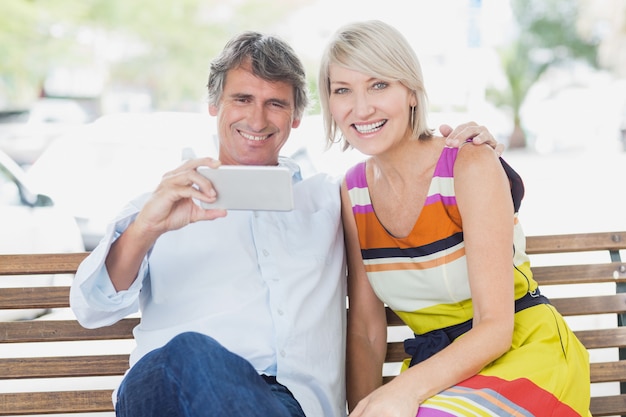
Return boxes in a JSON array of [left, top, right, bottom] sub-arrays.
[[196, 165, 294, 211]]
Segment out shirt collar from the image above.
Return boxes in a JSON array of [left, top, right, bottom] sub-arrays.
[[278, 156, 302, 183]]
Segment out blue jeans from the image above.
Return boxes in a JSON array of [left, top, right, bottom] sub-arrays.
[[116, 332, 306, 417]]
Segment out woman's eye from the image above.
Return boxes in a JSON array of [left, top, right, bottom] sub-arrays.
[[373, 82, 388, 90], [333, 88, 348, 95]]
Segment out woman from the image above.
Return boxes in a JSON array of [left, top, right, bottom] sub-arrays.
[[318, 20, 591, 417]]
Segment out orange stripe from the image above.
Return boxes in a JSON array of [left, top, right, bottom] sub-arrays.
[[355, 202, 462, 250], [365, 247, 465, 273], [443, 386, 521, 415]]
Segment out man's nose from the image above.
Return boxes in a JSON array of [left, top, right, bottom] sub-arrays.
[[248, 104, 268, 131]]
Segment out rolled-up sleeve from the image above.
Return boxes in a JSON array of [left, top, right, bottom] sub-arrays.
[[70, 194, 149, 329]]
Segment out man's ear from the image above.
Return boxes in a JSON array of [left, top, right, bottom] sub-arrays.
[[209, 104, 218, 116], [292, 118, 301, 129]]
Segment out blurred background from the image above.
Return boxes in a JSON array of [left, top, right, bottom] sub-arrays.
[[0, 0, 624, 249], [1, 1, 625, 410]]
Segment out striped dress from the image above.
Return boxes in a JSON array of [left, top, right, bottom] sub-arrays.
[[344, 147, 591, 416]]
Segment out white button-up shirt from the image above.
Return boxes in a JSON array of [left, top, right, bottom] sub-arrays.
[[70, 160, 347, 417]]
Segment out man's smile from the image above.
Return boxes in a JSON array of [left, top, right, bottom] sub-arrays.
[[239, 130, 271, 141]]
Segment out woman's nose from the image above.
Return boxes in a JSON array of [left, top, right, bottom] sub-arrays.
[[353, 91, 374, 119]]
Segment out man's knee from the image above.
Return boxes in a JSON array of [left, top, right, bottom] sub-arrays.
[[117, 333, 223, 412], [164, 332, 221, 355], [160, 332, 251, 379]]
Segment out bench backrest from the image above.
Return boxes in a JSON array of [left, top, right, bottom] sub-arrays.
[[1, 231, 626, 416], [0, 252, 130, 415]]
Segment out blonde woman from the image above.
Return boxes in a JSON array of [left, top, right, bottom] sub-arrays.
[[319, 20, 591, 417]]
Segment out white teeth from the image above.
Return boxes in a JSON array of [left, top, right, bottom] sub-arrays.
[[240, 132, 269, 141], [354, 120, 385, 134]]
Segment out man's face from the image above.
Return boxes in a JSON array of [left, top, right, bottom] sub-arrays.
[[209, 62, 301, 166]]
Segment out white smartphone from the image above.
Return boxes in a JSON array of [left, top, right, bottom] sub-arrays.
[[196, 165, 294, 211]]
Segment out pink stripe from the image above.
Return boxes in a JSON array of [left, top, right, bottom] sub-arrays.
[[425, 194, 456, 206], [417, 407, 456, 417], [432, 147, 457, 177], [345, 161, 367, 189], [352, 204, 373, 214]]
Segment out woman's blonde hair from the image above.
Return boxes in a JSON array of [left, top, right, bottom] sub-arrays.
[[318, 20, 433, 150]]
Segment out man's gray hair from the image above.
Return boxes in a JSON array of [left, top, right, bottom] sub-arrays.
[[207, 32, 309, 119]]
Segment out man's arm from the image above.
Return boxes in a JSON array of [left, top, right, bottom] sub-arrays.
[[105, 156, 226, 291], [440, 122, 505, 156]]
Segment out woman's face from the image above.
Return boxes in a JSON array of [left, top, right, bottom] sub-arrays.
[[328, 64, 416, 156]]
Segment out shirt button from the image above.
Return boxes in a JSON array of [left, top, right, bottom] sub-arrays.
[[280, 350, 286, 357], [262, 249, 270, 257], [277, 309, 284, 316]]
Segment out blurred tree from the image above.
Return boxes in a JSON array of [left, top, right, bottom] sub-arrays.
[[0, 1, 87, 106], [0, 0, 311, 110], [486, 0, 598, 148]]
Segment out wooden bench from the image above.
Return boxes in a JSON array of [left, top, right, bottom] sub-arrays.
[[1, 231, 625, 416]]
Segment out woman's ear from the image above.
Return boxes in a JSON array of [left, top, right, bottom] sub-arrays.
[[410, 92, 418, 108]]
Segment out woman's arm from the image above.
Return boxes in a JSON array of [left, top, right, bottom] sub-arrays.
[[403, 144, 515, 401], [342, 182, 389, 412], [349, 145, 515, 416]]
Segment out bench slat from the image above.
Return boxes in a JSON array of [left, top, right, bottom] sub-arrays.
[[387, 294, 626, 327], [591, 360, 626, 383], [0, 252, 89, 276], [533, 263, 626, 285], [385, 341, 406, 363], [526, 231, 626, 254], [551, 293, 626, 316], [1, 355, 129, 379], [0, 390, 114, 415], [0, 286, 69, 309], [590, 394, 626, 417], [387, 328, 626, 364], [387, 296, 626, 325], [575, 327, 626, 349], [385, 308, 404, 327], [0, 319, 139, 343]]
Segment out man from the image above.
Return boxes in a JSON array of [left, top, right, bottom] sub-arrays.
[[70, 31, 499, 417]]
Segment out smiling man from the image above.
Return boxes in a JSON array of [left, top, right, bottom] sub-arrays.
[[71, 32, 347, 417], [209, 61, 300, 166], [70, 31, 500, 417]]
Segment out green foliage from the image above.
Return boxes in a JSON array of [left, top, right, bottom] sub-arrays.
[[0, 1, 79, 104], [487, 0, 598, 147], [0, 0, 311, 110], [511, 0, 597, 62]]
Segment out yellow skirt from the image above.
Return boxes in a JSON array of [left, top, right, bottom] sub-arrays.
[[402, 304, 591, 416]]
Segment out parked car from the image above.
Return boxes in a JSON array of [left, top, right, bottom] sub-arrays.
[[0, 148, 85, 320], [0, 98, 90, 167], [27, 112, 220, 250]]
